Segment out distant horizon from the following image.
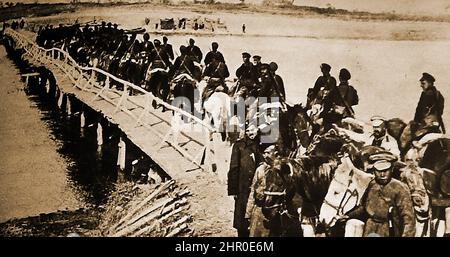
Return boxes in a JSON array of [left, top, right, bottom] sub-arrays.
[[3, 0, 450, 16]]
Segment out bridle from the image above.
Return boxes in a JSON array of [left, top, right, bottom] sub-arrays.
[[321, 169, 360, 228]]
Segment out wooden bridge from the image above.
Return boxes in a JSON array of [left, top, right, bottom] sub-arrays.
[[5, 28, 235, 236]]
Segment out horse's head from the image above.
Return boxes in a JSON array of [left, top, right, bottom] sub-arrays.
[[306, 129, 345, 159], [399, 164, 431, 221], [319, 156, 373, 229], [385, 118, 407, 143], [286, 104, 312, 147]]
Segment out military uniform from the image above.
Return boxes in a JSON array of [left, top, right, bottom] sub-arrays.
[[187, 42, 203, 63], [368, 133, 401, 158], [234, 53, 258, 97], [204, 50, 225, 66], [347, 178, 416, 237], [414, 84, 445, 134], [228, 137, 263, 236], [202, 60, 230, 100], [246, 162, 301, 237]]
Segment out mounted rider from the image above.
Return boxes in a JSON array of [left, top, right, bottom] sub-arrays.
[[333, 116, 401, 158], [399, 73, 445, 155], [307, 63, 337, 109], [232, 52, 259, 98], [204, 42, 225, 67], [201, 54, 230, 102], [269, 62, 286, 103], [186, 38, 203, 81], [187, 38, 203, 63], [162, 36, 174, 61], [336, 68, 359, 118], [169, 45, 197, 80], [148, 38, 171, 71]]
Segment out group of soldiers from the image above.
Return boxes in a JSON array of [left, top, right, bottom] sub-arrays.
[[4, 21, 447, 237], [228, 62, 446, 237], [30, 21, 289, 118]]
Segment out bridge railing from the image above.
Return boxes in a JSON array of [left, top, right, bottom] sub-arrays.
[[5, 28, 219, 171]]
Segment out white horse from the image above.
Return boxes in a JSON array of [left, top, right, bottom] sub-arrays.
[[319, 155, 372, 237], [195, 79, 239, 141]]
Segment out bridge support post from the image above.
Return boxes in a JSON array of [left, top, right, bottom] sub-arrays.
[[80, 111, 86, 128], [57, 93, 64, 109], [117, 137, 126, 172], [97, 122, 103, 146], [66, 95, 72, 116]]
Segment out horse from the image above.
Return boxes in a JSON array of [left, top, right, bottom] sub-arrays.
[[408, 137, 450, 236], [170, 73, 198, 116], [318, 155, 373, 237], [144, 64, 170, 108], [286, 129, 347, 235], [318, 139, 443, 237]]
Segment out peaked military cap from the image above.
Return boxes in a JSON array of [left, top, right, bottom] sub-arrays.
[[368, 151, 398, 171], [370, 115, 386, 127], [320, 63, 331, 72], [419, 72, 435, 83], [242, 52, 251, 58], [253, 55, 261, 61]]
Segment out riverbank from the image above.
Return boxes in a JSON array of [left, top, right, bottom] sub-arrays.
[[0, 46, 83, 223]]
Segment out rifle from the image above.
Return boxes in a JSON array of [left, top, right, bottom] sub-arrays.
[[332, 82, 355, 117]]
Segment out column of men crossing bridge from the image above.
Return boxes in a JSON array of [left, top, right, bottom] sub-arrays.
[[1, 20, 449, 238]]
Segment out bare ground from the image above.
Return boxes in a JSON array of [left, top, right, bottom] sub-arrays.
[[0, 46, 84, 224]]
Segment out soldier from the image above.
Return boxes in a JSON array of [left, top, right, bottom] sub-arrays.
[[202, 55, 230, 101], [141, 33, 154, 53], [162, 36, 174, 61], [333, 116, 401, 158], [308, 63, 337, 109], [228, 125, 263, 237], [339, 152, 416, 237], [232, 52, 258, 97], [204, 42, 225, 66], [257, 63, 279, 99], [149, 38, 171, 70], [187, 38, 203, 63], [252, 55, 262, 79], [414, 72, 445, 135], [269, 62, 286, 103], [368, 116, 401, 157], [169, 45, 196, 79], [336, 68, 358, 118]]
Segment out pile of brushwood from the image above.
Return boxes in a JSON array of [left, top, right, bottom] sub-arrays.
[[99, 180, 193, 237]]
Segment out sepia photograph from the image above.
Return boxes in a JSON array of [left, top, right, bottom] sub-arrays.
[[0, 0, 449, 242]]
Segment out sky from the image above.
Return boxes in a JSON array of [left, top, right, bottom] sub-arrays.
[[4, 0, 450, 16]]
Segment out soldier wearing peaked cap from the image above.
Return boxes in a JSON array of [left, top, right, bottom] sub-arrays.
[[233, 52, 259, 96], [228, 124, 263, 237], [368, 116, 401, 158], [338, 151, 416, 237], [414, 72, 445, 134], [398, 73, 445, 155], [308, 63, 337, 109]]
